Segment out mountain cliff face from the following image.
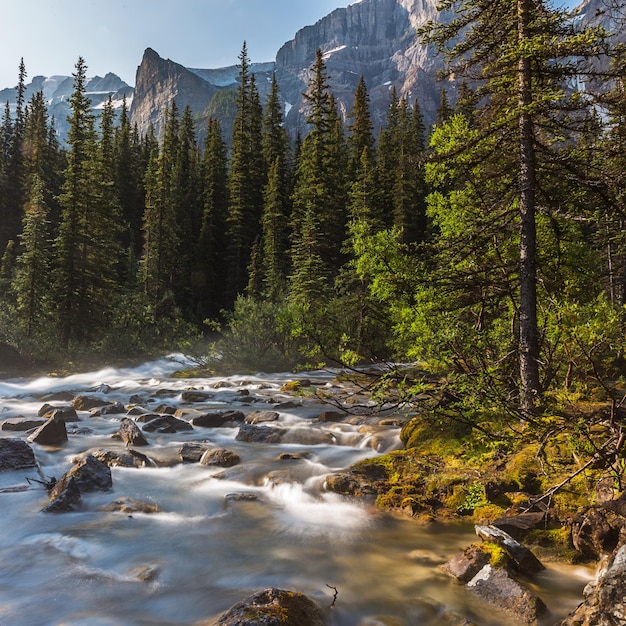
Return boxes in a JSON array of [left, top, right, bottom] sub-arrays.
[[1, 0, 614, 146], [130, 0, 448, 143], [274, 0, 445, 134]]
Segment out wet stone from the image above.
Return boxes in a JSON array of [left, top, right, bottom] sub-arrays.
[[117, 418, 149, 447], [72, 395, 109, 411], [178, 441, 212, 463], [245, 410, 279, 424], [1, 417, 47, 432], [0, 438, 38, 470], [28, 413, 68, 445], [141, 415, 193, 433], [200, 447, 241, 468]]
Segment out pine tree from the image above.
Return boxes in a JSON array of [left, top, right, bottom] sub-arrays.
[[194, 117, 229, 319], [140, 101, 180, 308], [13, 175, 52, 338], [290, 49, 347, 292], [422, 0, 608, 414], [226, 42, 266, 300], [0, 59, 28, 256]]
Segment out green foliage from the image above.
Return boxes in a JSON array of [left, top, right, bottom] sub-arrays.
[[208, 295, 299, 374]]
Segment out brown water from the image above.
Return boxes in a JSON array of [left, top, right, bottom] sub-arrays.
[[0, 355, 594, 626]]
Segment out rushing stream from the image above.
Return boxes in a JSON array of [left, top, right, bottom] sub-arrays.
[[0, 355, 594, 626]]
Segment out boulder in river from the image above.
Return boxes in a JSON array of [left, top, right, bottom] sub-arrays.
[[200, 447, 241, 468], [212, 587, 325, 626], [178, 441, 212, 463], [141, 414, 194, 433], [38, 404, 79, 422], [27, 412, 68, 445], [89, 448, 154, 468], [72, 394, 109, 411], [117, 417, 149, 447], [467, 564, 547, 624], [191, 410, 245, 428], [51, 453, 113, 495], [0, 438, 37, 470], [475, 524, 545, 575], [236, 423, 286, 443], [1, 417, 47, 432]]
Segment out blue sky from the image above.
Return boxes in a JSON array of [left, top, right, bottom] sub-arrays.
[[0, 0, 582, 89]]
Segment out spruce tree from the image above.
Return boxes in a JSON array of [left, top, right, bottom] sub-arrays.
[[226, 42, 265, 300], [290, 49, 347, 292], [421, 0, 608, 414], [195, 117, 229, 319], [140, 102, 180, 309]]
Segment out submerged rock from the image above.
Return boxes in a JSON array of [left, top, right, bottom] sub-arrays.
[[0, 438, 38, 470], [213, 587, 325, 626], [100, 497, 160, 514]]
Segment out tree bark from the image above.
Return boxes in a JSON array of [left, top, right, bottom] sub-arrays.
[[518, 0, 541, 416]]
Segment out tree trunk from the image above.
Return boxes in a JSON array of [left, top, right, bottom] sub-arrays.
[[518, 0, 541, 416]]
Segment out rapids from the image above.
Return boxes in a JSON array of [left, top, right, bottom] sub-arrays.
[[0, 355, 593, 626]]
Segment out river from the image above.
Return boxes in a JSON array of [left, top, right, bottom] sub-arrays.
[[0, 355, 594, 626]]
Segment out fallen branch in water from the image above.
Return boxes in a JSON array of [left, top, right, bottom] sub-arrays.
[[326, 584, 338, 608]]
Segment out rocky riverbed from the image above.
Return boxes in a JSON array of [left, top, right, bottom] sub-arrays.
[[0, 355, 618, 625]]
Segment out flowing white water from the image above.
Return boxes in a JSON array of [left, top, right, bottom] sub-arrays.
[[0, 355, 593, 626]]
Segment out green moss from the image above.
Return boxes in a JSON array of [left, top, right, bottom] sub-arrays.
[[472, 503, 507, 523], [482, 542, 510, 568]]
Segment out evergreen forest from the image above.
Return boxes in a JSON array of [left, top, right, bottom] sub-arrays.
[[0, 0, 625, 434]]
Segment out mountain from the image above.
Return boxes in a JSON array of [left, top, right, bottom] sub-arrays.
[[130, 0, 450, 143], [0, 73, 132, 143], [0, 0, 615, 146]]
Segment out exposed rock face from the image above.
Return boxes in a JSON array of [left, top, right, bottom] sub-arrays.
[[557, 543, 626, 626], [130, 0, 449, 144], [276, 0, 446, 134]]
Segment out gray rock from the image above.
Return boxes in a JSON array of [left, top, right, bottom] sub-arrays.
[[475, 525, 544, 575], [200, 447, 241, 468], [467, 564, 547, 624], [42, 474, 81, 513], [89, 401, 126, 416], [557, 543, 626, 625], [178, 441, 212, 463], [27, 413, 68, 445], [442, 543, 491, 583], [141, 415, 193, 433], [1, 417, 46, 432], [180, 390, 214, 403], [0, 438, 37, 470], [90, 448, 153, 468], [191, 410, 245, 428], [72, 394, 108, 411], [38, 404, 79, 422], [213, 587, 325, 626], [50, 453, 113, 496], [117, 418, 149, 447], [236, 423, 286, 444], [245, 410, 279, 424]]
